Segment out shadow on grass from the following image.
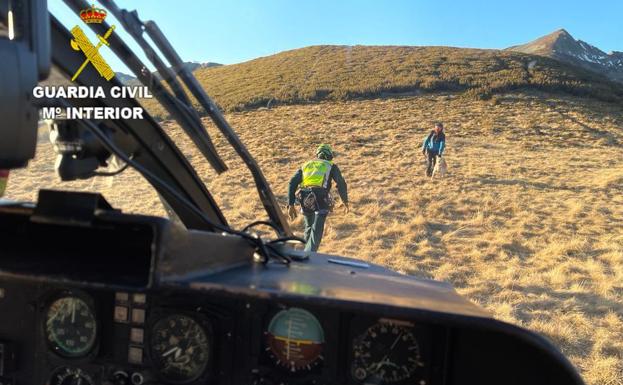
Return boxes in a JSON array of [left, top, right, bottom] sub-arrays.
[[501, 240, 533, 259], [516, 285, 623, 321], [332, 222, 358, 240], [557, 110, 621, 146], [472, 176, 580, 192]]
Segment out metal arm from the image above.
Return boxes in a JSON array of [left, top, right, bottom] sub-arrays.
[[48, 15, 228, 231], [143, 17, 293, 236], [53, 0, 291, 235], [62, 0, 228, 176], [89, 0, 292, 236], [98, 2, 194, 108]]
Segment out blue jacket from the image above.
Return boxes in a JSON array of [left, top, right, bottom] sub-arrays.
[[422, 130, 446, 156]]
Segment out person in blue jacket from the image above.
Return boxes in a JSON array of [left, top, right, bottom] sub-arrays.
[[422, 122, 446, 177]]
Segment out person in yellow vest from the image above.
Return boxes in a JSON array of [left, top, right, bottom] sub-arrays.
[[0, 170, 8, 197], [287, 144, 349, 252]]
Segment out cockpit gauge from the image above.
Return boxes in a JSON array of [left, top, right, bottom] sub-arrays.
[[149, 314, 211, 383], [47, 367, 94, 385], [265, 308, 325, 372], [351, 320, 425, 384], [45, 296, 97, 357]]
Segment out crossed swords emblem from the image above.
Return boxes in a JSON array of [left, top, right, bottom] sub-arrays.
[[70, 25, 116, 82]]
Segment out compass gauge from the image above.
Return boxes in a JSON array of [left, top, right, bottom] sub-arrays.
[[150, 314, 211, 384]]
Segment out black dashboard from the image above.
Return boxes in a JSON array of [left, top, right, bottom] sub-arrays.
[[0, 195, 586, 385], [0, 281, 448, 385], [0, 282, 446, 385]]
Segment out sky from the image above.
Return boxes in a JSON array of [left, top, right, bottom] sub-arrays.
[[49, 0, 623, 74]]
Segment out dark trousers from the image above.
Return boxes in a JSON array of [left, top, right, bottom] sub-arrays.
[[426, 151, 439, 177], [303, 212, 327, 252]]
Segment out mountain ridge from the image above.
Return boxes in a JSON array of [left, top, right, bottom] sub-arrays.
[[137, 44, 623, 117], [38, 31, 623, 118], [507, 29, 623, 83]]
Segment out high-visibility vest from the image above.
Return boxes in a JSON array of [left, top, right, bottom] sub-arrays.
[[301, 159, 333, 188]]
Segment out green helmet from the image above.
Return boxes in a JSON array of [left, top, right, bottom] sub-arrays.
[[316, 144, 334, 160]]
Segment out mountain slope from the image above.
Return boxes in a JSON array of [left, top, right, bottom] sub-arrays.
[[508, 29, 623, 83], [139, 45, 622, 116]]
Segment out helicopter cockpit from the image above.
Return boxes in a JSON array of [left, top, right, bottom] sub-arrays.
[[0, 1, 586, 385]]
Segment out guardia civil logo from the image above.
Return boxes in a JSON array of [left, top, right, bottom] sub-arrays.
[[69, 4, 115, 82]]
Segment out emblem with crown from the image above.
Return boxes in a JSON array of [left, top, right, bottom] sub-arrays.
[[80, 4, 107, 24]]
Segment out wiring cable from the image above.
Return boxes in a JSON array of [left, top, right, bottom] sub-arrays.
[[57, 99, 292, 265]]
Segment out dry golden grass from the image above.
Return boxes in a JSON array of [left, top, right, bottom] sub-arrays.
[[7, 93, 623, 384]]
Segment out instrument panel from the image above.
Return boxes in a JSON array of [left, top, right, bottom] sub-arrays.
[[0, 206, 588, 385], [0, 281, 445, 385]]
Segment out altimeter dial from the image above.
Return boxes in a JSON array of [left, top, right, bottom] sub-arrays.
[[351, 321, 424, 384]]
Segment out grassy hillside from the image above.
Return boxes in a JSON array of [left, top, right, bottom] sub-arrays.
[[9, 93, 623, 384], [141, 45, 623, 117]]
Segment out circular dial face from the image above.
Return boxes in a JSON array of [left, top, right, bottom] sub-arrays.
[[48, 367, 94, 385], [150, 314, 211, 383], [351, 321, 424, 384], [45, 296, 97, 357], [265, 308, 325, 372]]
